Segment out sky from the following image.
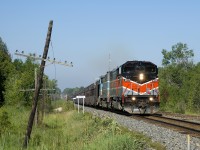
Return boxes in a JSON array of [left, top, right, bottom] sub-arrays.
[[1, 1, 200, 91]]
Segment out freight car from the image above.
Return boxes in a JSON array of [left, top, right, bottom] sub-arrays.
[[76, 61, 159, 114]]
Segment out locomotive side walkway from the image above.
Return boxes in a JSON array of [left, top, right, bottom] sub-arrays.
[[77, 105, 200, 150]]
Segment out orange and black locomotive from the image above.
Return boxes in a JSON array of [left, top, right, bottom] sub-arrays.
[[77, 61, 159, 114]]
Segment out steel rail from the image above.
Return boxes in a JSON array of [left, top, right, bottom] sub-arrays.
[[133, 115, 200, 137]]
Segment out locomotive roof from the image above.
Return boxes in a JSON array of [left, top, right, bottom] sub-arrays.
[[114, 60, 156, 70], [123, 60, 157, 67]]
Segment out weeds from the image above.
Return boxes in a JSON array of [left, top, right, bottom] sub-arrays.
[[0, 111, 11, 135], [0, 100, 165, 150]]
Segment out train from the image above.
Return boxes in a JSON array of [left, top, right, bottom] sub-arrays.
[[75, 60, 159, 114]]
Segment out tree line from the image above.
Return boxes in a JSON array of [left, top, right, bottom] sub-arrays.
[[1, 36, 200, 114], [63, 86, 84, 99]]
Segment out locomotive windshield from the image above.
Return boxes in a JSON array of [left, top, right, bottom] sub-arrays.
[[122, 61, 158, 83], [123, 63, 156, 73]]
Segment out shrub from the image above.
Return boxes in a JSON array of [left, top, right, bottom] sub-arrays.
[[0, 111, 11, 135]]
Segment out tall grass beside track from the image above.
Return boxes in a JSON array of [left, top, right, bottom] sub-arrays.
[[0, 100, 165, 150]]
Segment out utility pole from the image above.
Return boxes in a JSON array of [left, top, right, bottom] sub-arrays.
[[15, 20, 73, 148], [23, 20, 53, 148], [35, 68, 38, 125]]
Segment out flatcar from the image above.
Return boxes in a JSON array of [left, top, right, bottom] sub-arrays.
[[76, 61, 159, 114]]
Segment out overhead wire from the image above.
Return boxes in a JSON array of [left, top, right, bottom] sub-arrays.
[[50, 40, 57, 81], [50, 40, 58, 127]]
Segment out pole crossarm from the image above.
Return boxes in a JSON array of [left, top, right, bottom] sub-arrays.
[[20, 89, 56, 92], [15, 52, 73, 67]]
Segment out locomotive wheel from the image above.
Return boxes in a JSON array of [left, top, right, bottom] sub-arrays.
[[122, 106, 125, 112], [139, 108, 147, 114], [110, 102, 114, 110]]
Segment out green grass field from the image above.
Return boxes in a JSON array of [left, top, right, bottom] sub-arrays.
[[0, 100, 165, 150]]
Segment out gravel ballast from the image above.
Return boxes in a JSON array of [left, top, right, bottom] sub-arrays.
[[79, 106, 200, 150]]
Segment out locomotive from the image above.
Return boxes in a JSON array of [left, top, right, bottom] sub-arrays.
[[76, 60, 159, 114]]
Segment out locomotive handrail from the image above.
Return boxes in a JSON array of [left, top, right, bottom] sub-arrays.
[[115, 76, 120, 96]]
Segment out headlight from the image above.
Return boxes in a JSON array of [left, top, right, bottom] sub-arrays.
[[132, 97, 136, 101], [139, 73, 144, 81], [149, 97, 154, 101]]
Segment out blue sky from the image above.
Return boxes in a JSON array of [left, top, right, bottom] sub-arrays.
[[1, 1, 200, 90]]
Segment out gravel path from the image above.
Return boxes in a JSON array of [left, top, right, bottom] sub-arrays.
[[79, 106, 200, 150]]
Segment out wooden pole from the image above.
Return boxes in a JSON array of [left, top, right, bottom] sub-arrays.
[[23, 20, 53, 148], [34, 68, 38, 125], [41, 77, 46, 123]]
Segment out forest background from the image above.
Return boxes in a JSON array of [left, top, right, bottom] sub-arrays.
[[0, 37, 200, 114]]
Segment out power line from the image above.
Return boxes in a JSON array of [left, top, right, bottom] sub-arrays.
[[19, 89, 55, 92], [15, 50, 73, 67], [50, 40, 57, 80]]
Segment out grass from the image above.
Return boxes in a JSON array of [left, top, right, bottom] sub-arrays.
[[0, 100, 165, 150]]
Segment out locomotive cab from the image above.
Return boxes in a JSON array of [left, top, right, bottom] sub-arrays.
[[121, 61, 158, 83]]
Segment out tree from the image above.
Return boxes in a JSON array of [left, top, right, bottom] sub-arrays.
[[159, 42, 198, 113], [46, 79, 61, 100], [0, 37, 13, 105], [63, 86, 84, 99], [5, 57, 38, 106], [162, 42, 194, 66], [185, 63, 200, 113]]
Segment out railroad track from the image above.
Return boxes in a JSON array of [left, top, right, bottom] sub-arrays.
[[77, 104, 200, 137], [132, 115, 200, 137]]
